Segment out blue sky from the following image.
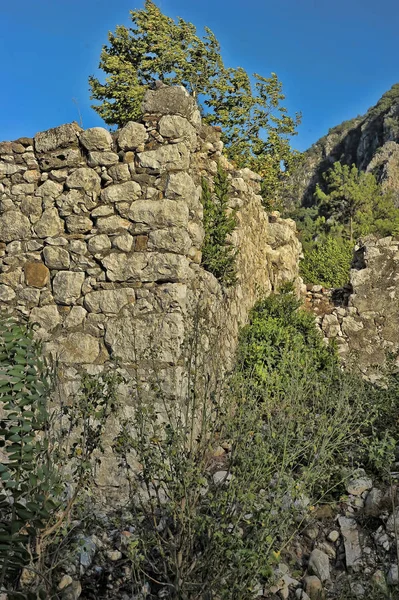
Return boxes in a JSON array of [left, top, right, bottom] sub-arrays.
[[1, 0, 398, 151]]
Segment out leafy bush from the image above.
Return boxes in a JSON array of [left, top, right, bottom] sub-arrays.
[[0, 319, 59, 596], [300, 236, 354, 288], [201, 164, 238, 286], [112, 287, 378, 599]]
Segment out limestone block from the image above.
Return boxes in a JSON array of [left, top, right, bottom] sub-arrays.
[[24, 262, 50, 288], [87, 152, 119, 167], [165, 171, 196, 199], [11, 183, 35, 196], [148, 227, 192, 253], [66, 215, 93, 233], [158, 115, 197, 149], [101, 181, 141, 203], [38, 148, 82, 171], [34, 123, 79, 153], [0, 285, 16, 302], [57, 333, 100, 364], [66, 168, 101, 195], [117, 122, 148, 150], [113, 232, 134, 252], [35, 179, 63, 198], [142, 87, 201, 127], [64, 305, 87, 329], [87, 234, 112, 253], [84, 288, 135, 314], [43, 246, 71, 269], [96, 215, 130, 233], [29, 305, 61, 331], [34, 208, 64, 238], [128, 199, 189, 229], [79, 127, 113, 151], [107, 163, 131, 183], [0, 210, 31, 241], [137, 143, 189, 172], [102, 252, 190, 282], [52, 271, 85, 304]]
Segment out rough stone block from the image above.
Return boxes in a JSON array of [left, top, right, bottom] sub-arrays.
[[24, 262, 50, 288]]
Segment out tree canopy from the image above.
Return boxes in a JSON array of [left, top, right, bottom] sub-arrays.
[[89, 0, 301, 204]]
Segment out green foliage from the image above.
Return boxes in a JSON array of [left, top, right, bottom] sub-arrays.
[[89, 0, 301, 206], [112, 288, 381, 599], [299, 236, 354, 288], [201, 164, 238, 286], [0, 320, 59, 593]]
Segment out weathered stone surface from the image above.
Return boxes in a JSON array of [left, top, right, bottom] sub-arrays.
[[35, 123, 79, 153], [102, 252, 190, 282], [58, 333, 100, 364], [64, 306, 87, 329], [87, 151, 119, 167], [159, 115, 197, 149], [79, 127, 113, 151], [66, 215, 93, 233], [117, 122, 147, 150], [43, 246, 70, 269], [148, 227, 191, 253], [101, 181, 141, 203], [105, 312, 184, 363], [308, 549, 330, 582], [346, 470, 373, 496], [338, 516, 362, 570], [24, 262, 50, 287], [87, 234, 112, 253], [0, 210, 31, 241], [38, 147, 82, 171], [107, 163, 130, 183], [0, 284, 16, 302], [34, 208, 64, 237], [96, 215, 130, 233], [84, 289, 135, 314], [128, 199, 189, 229], [66, 168, 101, 194], [30, 305, 61, 330], [166, 171, 196, 199], [143, 86, 201, 127], [52, 271, 85, 304], [11, 183, 35, 196], [113, 232, 133, 252], [35, 179, 63, 198], [137, 143, 189, 172]]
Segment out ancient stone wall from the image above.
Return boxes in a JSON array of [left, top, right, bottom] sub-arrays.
[[0, 86, 302, 494], [305, 236, 399, 380]]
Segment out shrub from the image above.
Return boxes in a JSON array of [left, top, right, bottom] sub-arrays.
[[300, 236, 353, 288], [112, 288, 376, 599], [201, 164, 238, 286]]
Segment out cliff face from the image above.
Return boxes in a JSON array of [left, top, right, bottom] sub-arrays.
[[292, 83, 399, 206]]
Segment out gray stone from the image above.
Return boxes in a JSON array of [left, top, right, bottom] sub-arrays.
[[101, 181, 141, 203], [143, 86, 201, 127], [87, 151, 119, 167], [308, 549, 330, 582], [346, 470, 373, 496], [39, 148, 82, 171], [79, 127, 113, 151], [21, 196, 42, 221], [34, 123, 79, 153], [60, 580, 82, 600], [11, 183, 35, 196], [129, 199, 189, 229], [87, 234, 112, 253], [30, 305, 61, 331], [43, 246, 71, 269], [386, 507, 399, 533], [102, 252, 190, 282], [0, 210, 31, 241], [96, 215, 130, 233], [34, 208, 64, 238], [338, 516, 362, 570], [84, 289, 135, 314], [35, 179, 63, 198], [387, 564, 399, 585], [364, 488, 383, 516], [137, 142, 190, 172], [304, 576, 324, 600], [117, 121, 147, 150], [112, 232, 134, 252], [166, 171, 196, 199], [91, 205, 114, 217], [327, 530, 340, 543], [64, 306, 87, 329], [58, 333, 100, 364], [107, 163, 130, 183], [158, 115, 197, 149], [66, 215, 93, 233], [148, 227, 191, 253], [66, 168, 101, 195], [0, 284, 16, 302], [52, 271, 85, 304]]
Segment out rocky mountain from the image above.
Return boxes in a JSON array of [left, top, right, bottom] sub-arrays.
[[292, 83, 399, 207]]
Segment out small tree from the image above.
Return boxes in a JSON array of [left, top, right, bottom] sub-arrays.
[[201, 165, 238, 287], [89, 0, 301, 206]]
